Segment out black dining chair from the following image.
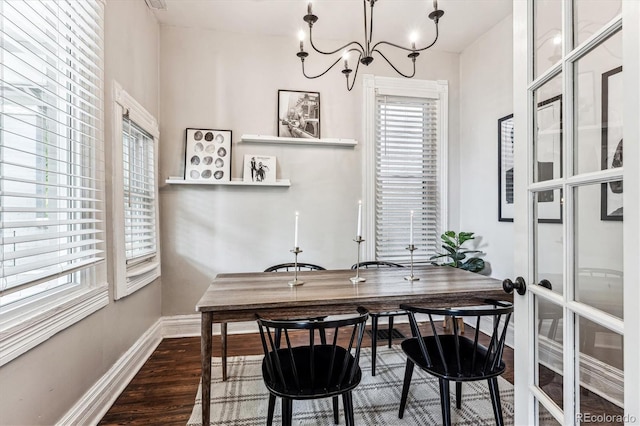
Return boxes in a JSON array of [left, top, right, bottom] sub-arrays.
[[264, 263, 326, 272], [398, 300, 513, 426], [257, 308, 369, 426], [218, 263, 328, 381], [351, 260, 405, 376]]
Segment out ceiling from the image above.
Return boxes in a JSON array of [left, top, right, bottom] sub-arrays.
[[152, 0, 513, 54]]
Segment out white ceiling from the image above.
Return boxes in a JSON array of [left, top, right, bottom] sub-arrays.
[[152, 0, 512, 54]]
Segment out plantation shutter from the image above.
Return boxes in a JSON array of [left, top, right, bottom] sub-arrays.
[[0, 0, 105, 303], [122, 116, 157, 265], [375, 95, 440, 263]]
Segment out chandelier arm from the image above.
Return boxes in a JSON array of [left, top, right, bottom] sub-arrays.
[[371, 21, 440, 52], [309, 26, 365, 56], [301, 56, 343, 79], [346, 53, 362, 92], [373, 49, 417, 78]]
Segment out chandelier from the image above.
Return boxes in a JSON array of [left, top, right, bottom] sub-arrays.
[[296, 0, 445, 91]]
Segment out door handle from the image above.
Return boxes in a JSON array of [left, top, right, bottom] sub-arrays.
[[503, 276, 527, 295]]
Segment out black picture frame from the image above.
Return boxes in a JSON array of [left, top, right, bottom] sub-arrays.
[[497, 95, 563, 224], [184, 128, 232, 182], [600, 66, 623, 221], [498, 113, 514, 222], [277, 90, 320, 139]]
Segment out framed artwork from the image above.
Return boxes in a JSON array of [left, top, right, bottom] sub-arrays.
[[535, 95, 563, 224], [243, 155, 276, 183], [600, 66, 623, 221], [278, 90, 320, 139], [498, 113, 514, 222], [497, 95, 563, 223], [184, 128, 231, 182]]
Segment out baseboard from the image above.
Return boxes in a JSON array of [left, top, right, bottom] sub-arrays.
[[161, 314, 258, 338], [56, 319, 163, 425]]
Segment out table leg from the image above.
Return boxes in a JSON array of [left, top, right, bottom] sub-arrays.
[[221, 322, 228, 381], [201, 312, 213, 425]]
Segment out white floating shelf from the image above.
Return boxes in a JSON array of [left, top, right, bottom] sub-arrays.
[[165, 178, 291, 187], [240, 134, 357, 147]]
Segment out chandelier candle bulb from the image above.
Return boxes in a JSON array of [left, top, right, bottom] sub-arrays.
[[433, 0, 438, 10], [307, 1, 312, 15]]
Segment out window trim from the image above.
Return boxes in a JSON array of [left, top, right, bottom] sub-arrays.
[[112, 81, 161, 300], [361, 75, 449, 261]]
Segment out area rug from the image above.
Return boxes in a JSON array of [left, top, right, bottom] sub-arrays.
[[187, 346, 514, 425]]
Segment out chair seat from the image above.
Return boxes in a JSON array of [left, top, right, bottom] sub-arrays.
[[262, 345, 362, 399], [370, 310, 406, 318], [401, 335, 506, 381]]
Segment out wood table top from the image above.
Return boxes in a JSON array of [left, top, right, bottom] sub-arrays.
[[196, 266, 508, 315]]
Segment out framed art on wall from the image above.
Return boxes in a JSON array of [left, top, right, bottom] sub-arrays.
[[498, 113, 514, 222], [497, 95, 563, 223], [243, 155, 276, 184], [184, 128, 231, 182], [278, 90, 320, 139], [600, 66, 623, 221]]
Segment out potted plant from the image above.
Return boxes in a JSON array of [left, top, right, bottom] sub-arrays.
[[430, 231, 485, 273]]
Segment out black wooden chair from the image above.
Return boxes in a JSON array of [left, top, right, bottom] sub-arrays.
[[351, 260, 405, 376], [398, 300, 513, 426], [257, 308, 369, 426], [264, 263, 326, 272], [217, 263, 328, 381]]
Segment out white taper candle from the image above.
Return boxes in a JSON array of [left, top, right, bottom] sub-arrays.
[[357, 200, 362, 238], [294, 211, 299, 248]]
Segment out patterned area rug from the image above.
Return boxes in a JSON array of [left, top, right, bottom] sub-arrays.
[[188, 346, 514, 425]]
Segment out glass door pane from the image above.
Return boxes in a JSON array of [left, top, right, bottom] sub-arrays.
[[534, 0, 563, 78], [573, 0, 622, 47], [534, 74, 564, 184]]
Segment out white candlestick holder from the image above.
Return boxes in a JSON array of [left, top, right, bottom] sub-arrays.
[[288, 247, 304, 287], [404, 244, 420, 281], [350, 237, 366, 283]]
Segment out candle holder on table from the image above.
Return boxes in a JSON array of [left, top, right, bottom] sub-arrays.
[[350, 236, 366, 283], [288, 247, 304, 287], [404, 244, 420, 281]]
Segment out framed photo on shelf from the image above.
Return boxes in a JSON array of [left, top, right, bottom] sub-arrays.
[[497, 95, 563, 224], [184, 128, 231, 182], [278, 90, 320, 139], [600, 66, 623, 221], [243, 155, 276, 184]]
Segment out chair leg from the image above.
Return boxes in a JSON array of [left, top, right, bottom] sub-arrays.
[[333, 396, 339, 424], [388, 316, 394, 348], [267, 394, 276, 426], [342, 392, 355, 426], [371, 315, 379, 376], [456, 381, 462, 409], [398, 359, 415, 419], [221, 322, 228, 381], [281, 398, 293, 426], [488, 377, 504, 426], [439, 379, 452, 426]]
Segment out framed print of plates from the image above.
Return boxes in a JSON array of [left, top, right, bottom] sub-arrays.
[[184, 128, 231, 182]]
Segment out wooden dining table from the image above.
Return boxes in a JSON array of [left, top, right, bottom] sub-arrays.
[[195, 265, 508, 425]]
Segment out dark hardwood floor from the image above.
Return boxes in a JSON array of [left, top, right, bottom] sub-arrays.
[[99, 322, 514, 425]]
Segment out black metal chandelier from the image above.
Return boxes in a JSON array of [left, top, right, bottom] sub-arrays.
[[296, 0, 445, 91]]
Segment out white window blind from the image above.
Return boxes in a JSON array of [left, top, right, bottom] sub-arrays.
[[122, 115, 157, 265], [375, 95, 441, 263], [0, 0, 105, 306]]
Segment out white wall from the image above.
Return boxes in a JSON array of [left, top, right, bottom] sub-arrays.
[[0, 1, 162, 424], [459, 15, 514, 280], [159, 26, 461, 315]]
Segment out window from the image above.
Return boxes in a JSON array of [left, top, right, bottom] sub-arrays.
[[112, 82, 160, 299], [362, 76, 448, 263], [0, 0, 107, 365]]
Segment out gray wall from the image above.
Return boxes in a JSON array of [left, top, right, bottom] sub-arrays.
[[459, 15, 514, 280], [0, 1, 162, 424], [158, 26, 461, 315]]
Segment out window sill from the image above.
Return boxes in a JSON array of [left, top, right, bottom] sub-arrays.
[[0, 284, 109, 366]]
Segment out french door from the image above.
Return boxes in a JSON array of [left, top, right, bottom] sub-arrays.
[[512, 0, 640, 424]]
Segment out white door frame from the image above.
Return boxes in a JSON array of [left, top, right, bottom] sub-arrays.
[[513, 1, 640, 424]]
